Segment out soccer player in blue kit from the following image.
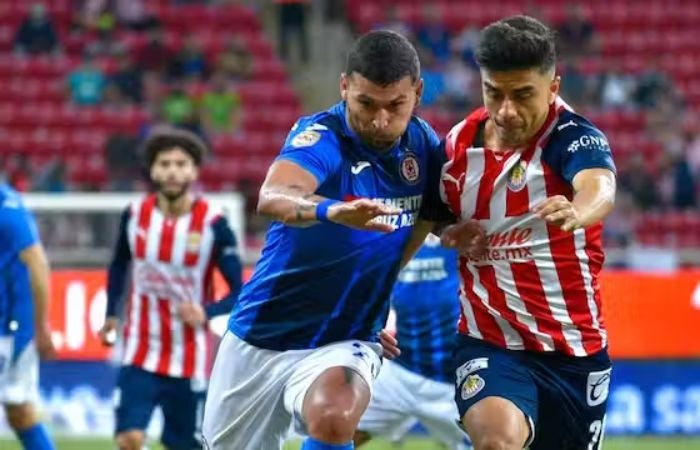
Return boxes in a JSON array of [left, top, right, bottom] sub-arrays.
[[0, 183, 57, 450], [202, 30, 479, 450], [355, 235, 471, 450]]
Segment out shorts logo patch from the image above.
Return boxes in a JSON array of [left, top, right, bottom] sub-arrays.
[[586, 368, 612, 407], [291, 130, 321, 147], [455, 357, 488, 386], [461, 374, 485, 400]]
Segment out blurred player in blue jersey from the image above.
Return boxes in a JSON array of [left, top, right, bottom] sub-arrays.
[[202, 30, 482, 450], [0, 183, 56, 450], [355, 234, 471, 450]]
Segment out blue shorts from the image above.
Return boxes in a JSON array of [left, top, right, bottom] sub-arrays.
[[453, 335, 611, 450], [115, 365, 205, 450]]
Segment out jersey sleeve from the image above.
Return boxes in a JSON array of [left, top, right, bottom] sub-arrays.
[[106, 208, 132, 318], [206, 215, 243, 318], [0, 195, 39, 254], [548, 119, 617, 184], [275, 120, 342, 185], [419, 139, 456, 223]]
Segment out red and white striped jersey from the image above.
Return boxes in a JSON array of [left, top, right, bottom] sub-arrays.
[[120, 195, 222, 381], [441, 99, 616, 357]]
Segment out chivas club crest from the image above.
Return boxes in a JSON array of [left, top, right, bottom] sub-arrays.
[[507, 160, 528, 192]]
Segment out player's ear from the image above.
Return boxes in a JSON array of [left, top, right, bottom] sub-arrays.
[[549, 74, 561, 104], [415, 78, 424, 108], [340, 73, 349, 101]]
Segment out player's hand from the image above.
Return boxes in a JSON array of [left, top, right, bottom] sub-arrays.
[[327, 198, 401, 233], [35, 324, 56, 360], [533, 195, 581, 232], [98, 317, 119, 347], [178, 302, 207, 327], [441, 220, 487, 258], [378, 329, 400, 360]]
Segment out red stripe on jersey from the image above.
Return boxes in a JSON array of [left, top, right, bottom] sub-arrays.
[[542, 162, 600, 355], [457, 311, 469, 334], [184, 199, 209, 267], [182, 325, 196, 377], [156, 298, 172, 374], [505, 177, 530, 216], [473, 151, 507, 220], [131, 295, 151, 367], [477, 265, 543, 351], [135, 195, 157, 259], [158, 218, 176, 262], [585, 224, 606, 330], [459, 263, 507, 347], [511, 261, 570, 353]]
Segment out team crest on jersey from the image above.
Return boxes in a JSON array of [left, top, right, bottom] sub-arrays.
[[186, 232, 202, 252], [461, 374, 485, 400], [507, 160, 528, 192], [291, 130, 321, 147], [399, 152, 420, 185]]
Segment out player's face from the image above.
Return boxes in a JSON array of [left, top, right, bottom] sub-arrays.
[[481, 67, 560, 148], [341, 73, 423, 150], [150, 147, 198, 201]]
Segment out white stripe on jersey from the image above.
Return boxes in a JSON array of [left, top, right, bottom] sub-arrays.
[[573, 231, 607, 346]]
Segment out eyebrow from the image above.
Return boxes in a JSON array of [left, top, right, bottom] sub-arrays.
[[356, 94, 408, 103], [483, 82, 535, 93]]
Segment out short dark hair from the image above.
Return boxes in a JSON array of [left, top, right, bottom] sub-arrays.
[[143, 127, 207, 168], [476, 15, 556, 73], [345, 30, 420, 86]]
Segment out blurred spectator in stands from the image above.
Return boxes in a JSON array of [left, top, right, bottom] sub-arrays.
[[603, 191, 637, 248], [416, 4, 451, 63], [7, 155, 32, 192], [199, 72, 242, 134], [559, 57, 596, 109], [115, 0, 158, 31], [67, 55, 106, 105], [135, 27, 173, 75], [14, 3, 61, 55], [556, 3, 599, 58], [33, 157, 67, 192], [657, 149, 697, 210], [161, 82, 196, 126], [111, 52, 144, 103], [442, 51, 477, 112], [618, 153, 660, 210], [373, 5, 412, 39], [86, 27, 125, 57], [419, 51, 445, 108], [634, 56, 672, 109], [104, 132, 140, 190], [598, 63, 636, 110], [275, 0, 310, 64], [102, 83, 131, 108], [452, 24, 479, 68], [687, 129, 700, 178], [217, 36, 253, 81], [169, 34, 209, 81]]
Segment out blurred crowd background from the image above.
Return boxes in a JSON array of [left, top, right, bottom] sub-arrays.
[[0, 0, 699, 267]]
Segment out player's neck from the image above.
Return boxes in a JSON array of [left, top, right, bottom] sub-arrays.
[[157, 192, 193, 217]]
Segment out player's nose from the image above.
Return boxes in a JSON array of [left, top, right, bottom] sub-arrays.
[[498, 98, 518, 121], [372, 109, 390, 129]]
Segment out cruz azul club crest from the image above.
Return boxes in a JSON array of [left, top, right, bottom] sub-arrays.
[[399, 152, 420, 185]]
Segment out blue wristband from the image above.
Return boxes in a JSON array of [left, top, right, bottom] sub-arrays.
[[316, 199, 339, 222]]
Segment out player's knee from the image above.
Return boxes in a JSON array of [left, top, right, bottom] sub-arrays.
[[4, 403, 38, 431], [306, 405, 358, 442], [116, 430, 145, 450]]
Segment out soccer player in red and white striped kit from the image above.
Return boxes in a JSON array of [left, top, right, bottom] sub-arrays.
[[99, 128, 242, 450]]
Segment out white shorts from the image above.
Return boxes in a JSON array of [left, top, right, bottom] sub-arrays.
[[202, 332, 382, 450], [359, 360, 471, 450], [0, 337, 39, 405]]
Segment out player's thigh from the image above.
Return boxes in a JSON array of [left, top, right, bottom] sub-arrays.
[[114, 365, 159, 434], [0, 339, 39, 406], [530, 349, 612, 450], [454, 335, 536, 448], [203, 331, 302, 450], [358, 361, 415, 439], [159, 377, 205, 450], [284, 339, 382, 435]]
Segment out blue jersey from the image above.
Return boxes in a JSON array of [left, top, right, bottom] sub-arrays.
[[392, 236, 460, 382], [0, 184, 40, 358], [229, 101, 444, 350]]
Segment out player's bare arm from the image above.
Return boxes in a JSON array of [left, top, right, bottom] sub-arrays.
[[259, 160, 401, 232], [533, 168, 616, 232], [20, 243, 55, 360]]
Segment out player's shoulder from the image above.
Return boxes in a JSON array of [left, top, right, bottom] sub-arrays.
[[445, 107, 488, 158], [0, 183, 23, 210], [546, 108, 611, 156], [407, 114, 440, 149], [284, 106, 342, 151]]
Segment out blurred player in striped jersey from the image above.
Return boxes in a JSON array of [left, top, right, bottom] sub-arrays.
[[0, 183, 56, 450], [98, 128, 243, 450], [439, 16, 617, 450], [355, 234, 470, 450]]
